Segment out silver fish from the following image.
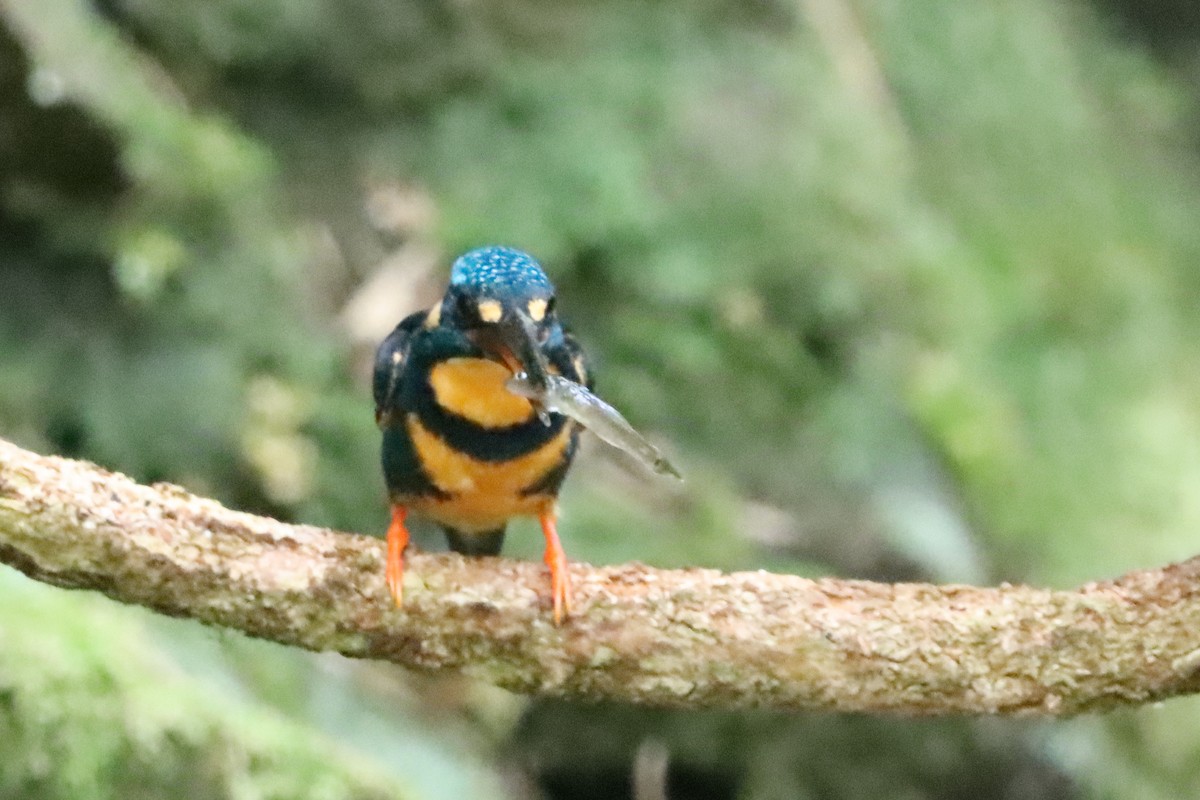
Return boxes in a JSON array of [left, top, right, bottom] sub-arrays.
[[506, 373, 683, 480]]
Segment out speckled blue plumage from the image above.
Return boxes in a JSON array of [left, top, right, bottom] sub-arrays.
[[450, 246, 555, 297]]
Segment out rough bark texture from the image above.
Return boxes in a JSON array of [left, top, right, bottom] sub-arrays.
[[2, 437, 1200, 715]]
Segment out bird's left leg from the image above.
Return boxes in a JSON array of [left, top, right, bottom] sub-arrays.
[[539, 509, 573, 624], [386, 505, 409, 605]]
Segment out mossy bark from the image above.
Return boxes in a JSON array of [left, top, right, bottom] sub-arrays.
[[3, 437, 1200, 714]]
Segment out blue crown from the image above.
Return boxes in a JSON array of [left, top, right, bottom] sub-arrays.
[[450, 246, 554, 295]]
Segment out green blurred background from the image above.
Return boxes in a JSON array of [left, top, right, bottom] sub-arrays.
[[2, 0, 1200, 797]]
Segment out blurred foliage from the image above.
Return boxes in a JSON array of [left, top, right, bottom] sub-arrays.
[[0, 572, 416, 800], [4, 0, 1200, 797]]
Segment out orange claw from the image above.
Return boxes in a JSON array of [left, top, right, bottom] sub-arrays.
[[539, 510, 573, 624], [386, 506, 409, 606]]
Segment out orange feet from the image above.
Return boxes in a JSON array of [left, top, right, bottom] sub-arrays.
[[539, 510, 573, 624], [386, 506, 409, 606]]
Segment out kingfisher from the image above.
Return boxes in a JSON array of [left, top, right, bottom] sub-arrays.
[[373, 246, 591, 623]]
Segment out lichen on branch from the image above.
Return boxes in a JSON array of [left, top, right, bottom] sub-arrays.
[[2, 437, 1200, 714]]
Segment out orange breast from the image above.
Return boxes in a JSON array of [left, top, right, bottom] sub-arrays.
[[427, 357, 535, 428], [406, 413, 570, 532]]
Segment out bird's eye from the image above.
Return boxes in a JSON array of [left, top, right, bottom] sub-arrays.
[[545, 296, 557, 315], [455, 291, 476, 319]]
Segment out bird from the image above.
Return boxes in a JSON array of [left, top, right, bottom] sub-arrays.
[[373, 246, 592, 623]]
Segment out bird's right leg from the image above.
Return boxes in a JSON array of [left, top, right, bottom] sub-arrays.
[[386, 505, 410, 605]]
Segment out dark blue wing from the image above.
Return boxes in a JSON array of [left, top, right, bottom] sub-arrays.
[[373, 311, 427, 425], [549, 326, 593, 391]]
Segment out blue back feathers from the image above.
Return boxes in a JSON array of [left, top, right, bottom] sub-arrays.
[[450, 246, 555, 298]]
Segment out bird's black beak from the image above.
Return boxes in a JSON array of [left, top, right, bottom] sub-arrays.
[[481, 308, 552, 393]]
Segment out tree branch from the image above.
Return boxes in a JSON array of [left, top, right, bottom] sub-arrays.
[[2, 437, 1199, 715]]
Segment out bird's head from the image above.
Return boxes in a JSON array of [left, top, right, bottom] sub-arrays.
[[438, 246, 558, 391]]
